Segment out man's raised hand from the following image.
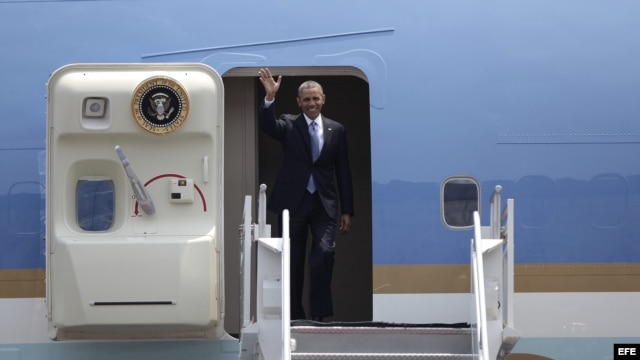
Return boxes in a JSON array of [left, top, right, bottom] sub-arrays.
[[258, 68, 282, 101]]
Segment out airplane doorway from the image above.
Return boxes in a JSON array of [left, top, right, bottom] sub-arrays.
[[222, 68, 372, 335]]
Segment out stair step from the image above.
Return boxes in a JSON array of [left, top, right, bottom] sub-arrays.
[[291, 353, 474, 360], [291, 323, 472, 356]]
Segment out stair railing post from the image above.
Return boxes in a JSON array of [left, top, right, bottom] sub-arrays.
[[281, 210, 291, 360], [241, 195, 253, 328], [490, 185, 502, 239]]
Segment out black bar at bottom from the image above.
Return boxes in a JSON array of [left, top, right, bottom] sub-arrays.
[[91, 301, 175, 306]]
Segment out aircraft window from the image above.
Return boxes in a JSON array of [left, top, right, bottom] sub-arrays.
[[76, 178, 115, 231], [442, 177, 479, 228], [515, 175, 555, 229], [8, 181, 43, 235]]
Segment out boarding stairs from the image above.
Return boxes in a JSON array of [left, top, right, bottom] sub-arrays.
[[238, 185, 518, 360]]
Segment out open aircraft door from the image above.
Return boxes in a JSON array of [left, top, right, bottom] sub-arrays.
[[45, 64, 225, 340]]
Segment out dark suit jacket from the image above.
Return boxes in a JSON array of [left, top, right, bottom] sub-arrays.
[[259, 102, 354, 219]]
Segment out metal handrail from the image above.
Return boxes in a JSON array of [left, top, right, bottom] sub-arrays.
[[472, 211, 490, 360], [472, 185, 516, 360]]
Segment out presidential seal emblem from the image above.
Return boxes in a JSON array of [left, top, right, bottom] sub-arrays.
[[132, 76, 189, 134]]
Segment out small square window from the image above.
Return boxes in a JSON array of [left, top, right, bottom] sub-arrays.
[[83, 97, 107, 118]]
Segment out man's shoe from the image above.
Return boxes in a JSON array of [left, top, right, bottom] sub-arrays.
[[311, 316, 323, 322]]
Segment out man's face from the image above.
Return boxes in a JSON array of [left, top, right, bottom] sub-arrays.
[[297, 87, 325, 119]]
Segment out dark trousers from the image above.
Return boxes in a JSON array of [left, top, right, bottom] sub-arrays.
[[280, 191, 336, 320]]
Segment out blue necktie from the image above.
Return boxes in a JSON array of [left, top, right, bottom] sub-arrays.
[[307, 121, 319, 193]]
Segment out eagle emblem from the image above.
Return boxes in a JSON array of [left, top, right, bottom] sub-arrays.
[[148, 92, 175, 121]]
